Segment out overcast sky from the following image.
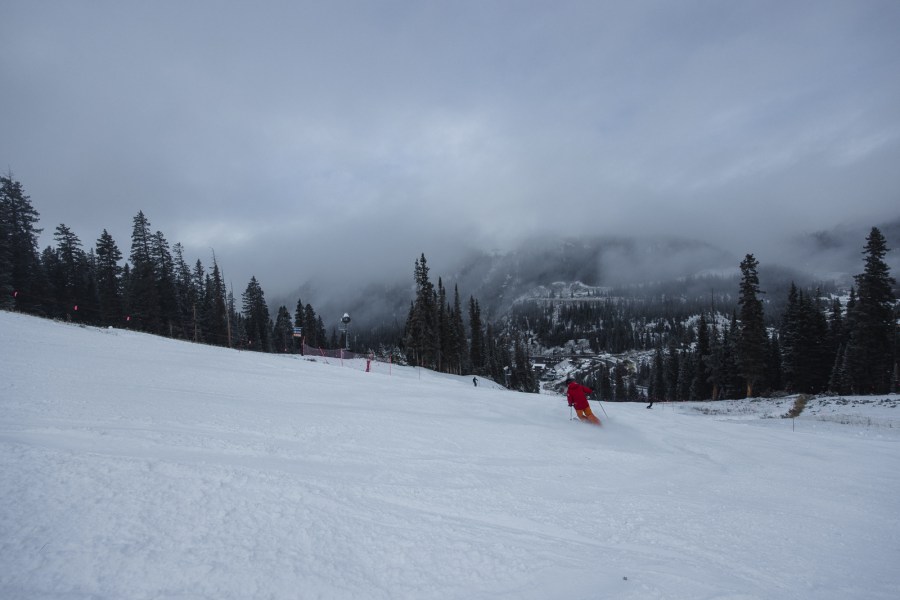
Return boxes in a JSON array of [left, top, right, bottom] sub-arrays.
[[3, 0, 899, 295]]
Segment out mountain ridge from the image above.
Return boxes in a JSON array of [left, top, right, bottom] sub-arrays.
[[274, 218, 900, 333]]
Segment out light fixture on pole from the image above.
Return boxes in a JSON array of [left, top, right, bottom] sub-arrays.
[[340, 313, 351, 350]]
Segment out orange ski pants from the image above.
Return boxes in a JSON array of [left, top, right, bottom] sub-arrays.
[[576, 405, 602, 426]]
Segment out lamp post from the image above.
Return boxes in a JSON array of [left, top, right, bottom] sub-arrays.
[[340, 313, 351, 350]]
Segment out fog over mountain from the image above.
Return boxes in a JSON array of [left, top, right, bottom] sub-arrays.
[[275, 217, 900, 332]]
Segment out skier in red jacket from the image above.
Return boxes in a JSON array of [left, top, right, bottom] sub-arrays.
[[567, 378, 601, 426]]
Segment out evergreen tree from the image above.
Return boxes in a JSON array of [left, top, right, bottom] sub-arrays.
[[272, 305, 293, 353], [0, 193, 11, 309], [191, 260, 207, 342], [828, 343, 851, 395], [649, 348, 665, 403], [600, 364, 614, 401], [51, 224, 93, 321], [484, 322, 501, 381], [705, 323, 726, 400], [736, 254, 767, 397], [693, 313, 712, 400], [204, 259, 228, 346], [723, 313, 742, 399], [0, 175, 43, 312], [241, 276, 270, 351], [845, 227, 896, 394], [95, 229, 124, 326], [228, 287, 243, 348], [614, 361, 627, 401], [172, 243, 197, 340], [404, 254, 438, 368], [151, 231, 179, 337], [469, 296, 484, 373], [316, 315, 327, 349], [766, 332, 783, 393], [677, 351, 695, 401], [828, 297, 845, 358], [664, 342, 679, 401], [437, 278, 451, 372], [779, 283, 832, 393], [451, 285, 468, 374], [127, 211, 160, 332], [303, 304, 320, 348], [40, 244, 62, 318], [293, 297, 305, 352]]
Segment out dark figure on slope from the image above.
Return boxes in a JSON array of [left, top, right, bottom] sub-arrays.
[[566, 379, 601, 426]]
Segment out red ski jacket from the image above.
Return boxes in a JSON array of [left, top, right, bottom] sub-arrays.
[[566, 382, 593, 410]]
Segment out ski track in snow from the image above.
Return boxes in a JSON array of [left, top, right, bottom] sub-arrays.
[[2, 311, 899, 600]]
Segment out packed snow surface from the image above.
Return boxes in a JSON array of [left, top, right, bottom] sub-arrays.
[[1, 311, 899, 599]]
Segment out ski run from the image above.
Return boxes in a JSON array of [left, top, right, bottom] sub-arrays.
[[1, 310, 898, 599]]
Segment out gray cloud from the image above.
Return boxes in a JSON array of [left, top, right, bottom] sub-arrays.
[[2, 0, 899, 297]]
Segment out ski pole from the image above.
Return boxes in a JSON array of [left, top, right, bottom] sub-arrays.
[[597, 400, 609, 419]]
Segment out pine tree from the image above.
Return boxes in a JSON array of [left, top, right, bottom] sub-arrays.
[[316, 315, 327, 349], [127, 212, 160, 333], [204, 259, 228, 346], [95, 229, 124, 326], [736, 254, 767, 397], [451, 285, 468, 374], [780, 285, 833, 394], [845, 227, 896, 394], [272, 305, 293, 353], [437, 278, 450, 372], [723, 312, 742, 399], [51, 224, 93, 321], [766, 332, 783, 393], [241, 276, 270, 351], [614, 361, 627, 401], [0, 194, 11, 309], [0, 174, 43, 312], [40, 244, 62, 318], [172, 243, 197, 340], [677, 351, 695, 401], [404, 254, 438, 368], [693, 313, 712, 400], [649, 348, 665, 403], [293, 298, 305, 352], [303, 304, 319, 348], [469, 296, 484, 374], [191, 260, 207, 342], [664, 342, 679, 401], [151, 231, 179, 337]]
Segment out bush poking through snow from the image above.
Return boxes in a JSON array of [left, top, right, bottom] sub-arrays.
[[785, 394, 810, 418]]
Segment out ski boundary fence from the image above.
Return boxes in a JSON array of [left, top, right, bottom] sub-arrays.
[[299, 343, 394, 375]]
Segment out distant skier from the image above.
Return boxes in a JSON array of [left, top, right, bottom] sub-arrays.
[[473, 377, 478, 387], [647, 397, 654, 409], [566, 378, 601, 426]]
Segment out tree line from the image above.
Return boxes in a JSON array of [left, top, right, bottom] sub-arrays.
[[0, 175, 332, 353], [1, 174, 538, 392], [543, 232, 898, 401], [402, 253, 538, 392], [4, 173, 895, 397]]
